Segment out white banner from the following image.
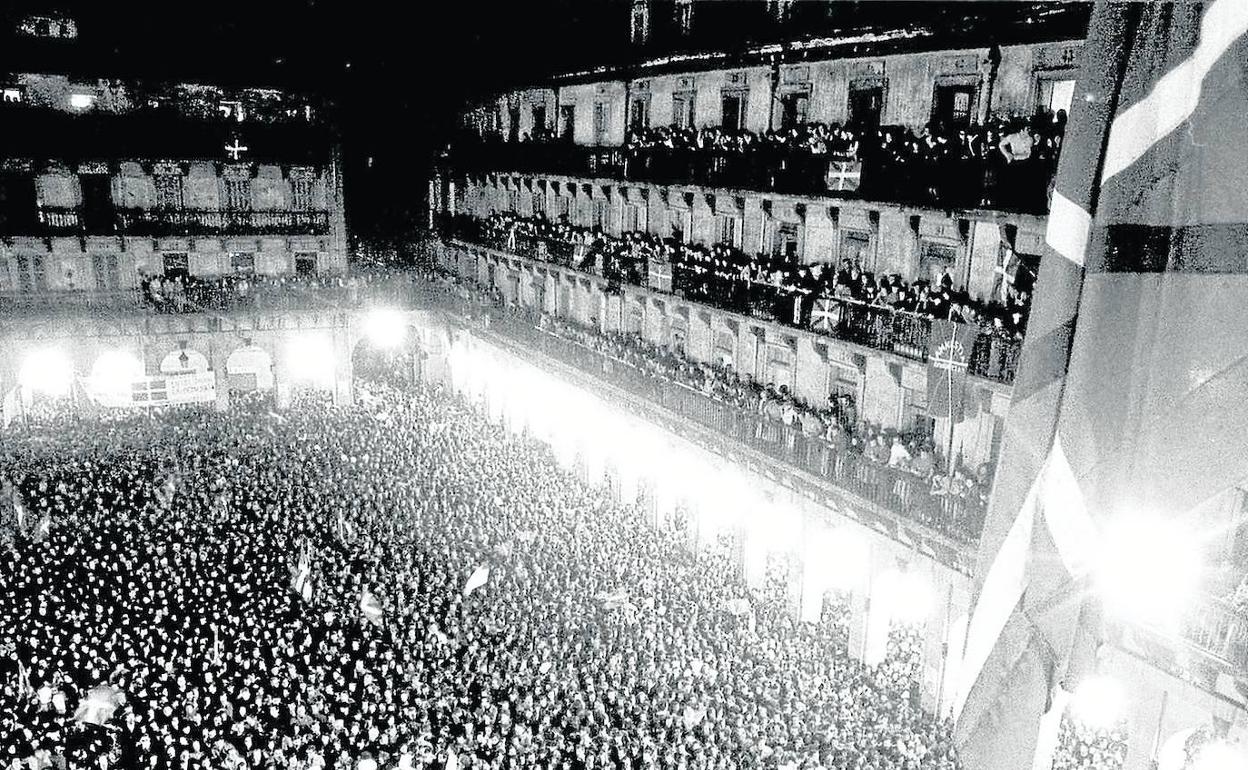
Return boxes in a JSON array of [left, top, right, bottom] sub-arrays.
[[87, 371, 217, 408]]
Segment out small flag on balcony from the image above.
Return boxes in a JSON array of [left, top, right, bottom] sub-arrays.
[[825, 160, 862, 193], [926, 319, 977, 424], [810, 297, 842, 334]]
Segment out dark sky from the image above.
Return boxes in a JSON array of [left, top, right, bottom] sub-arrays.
[[3, 1, 1087, 240]]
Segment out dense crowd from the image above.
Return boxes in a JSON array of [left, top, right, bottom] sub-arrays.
[[474, 212, 1031, 340], [0, 364, 960, 770]]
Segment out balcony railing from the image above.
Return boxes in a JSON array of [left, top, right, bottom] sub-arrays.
[[481, 307, 988, 543], [444, 140, 1056, 214], [4, 208, 332, 238], [115, 209, 330, 237], [441, 224, 1024, 385], [1182, 596, 1248, 672]]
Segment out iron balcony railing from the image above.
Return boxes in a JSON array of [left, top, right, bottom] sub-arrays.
[[441, 223, 1024, 385], [444, 141, 1057, 214], [469, 304, 988, 544], [5, 208, 331, 238], [115, 209, 330, 237]]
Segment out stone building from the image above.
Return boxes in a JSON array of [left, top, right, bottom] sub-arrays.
[[0, 18, 347, 298]]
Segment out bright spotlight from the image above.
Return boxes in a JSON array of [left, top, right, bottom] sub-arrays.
[[822, 530, 869, 593], [877, 569, 933, 626], [91, 350, 143, 393], [19, 348, 73, 397], [364, 308, 407, 349], [287, 335, 335, 386], [1094, 515, 1204, 630], [1069, 675, 1125, 732], [1191, 741, 1248, 770]]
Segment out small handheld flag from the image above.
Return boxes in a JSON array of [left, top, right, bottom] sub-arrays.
[[463, 565, 490, 596], [360, 590, 384, 627]]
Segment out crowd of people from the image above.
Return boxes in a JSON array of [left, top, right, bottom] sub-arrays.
[[470, 212, 1031, 344], [621, 115, 1065, 211], [1, 359, 960, 770], [530, 310, 992, 511]]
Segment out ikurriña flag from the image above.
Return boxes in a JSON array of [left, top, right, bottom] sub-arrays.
[[954, 3, 1248, 770]]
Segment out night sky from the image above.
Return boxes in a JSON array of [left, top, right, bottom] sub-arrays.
[[2, 1, 1083, 243]]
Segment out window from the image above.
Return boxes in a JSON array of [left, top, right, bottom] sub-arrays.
[[593, 102, 610, 145], [2, 86, 23, 103], [155, 174, 184, 210], [628, 97, 650, 133], [840, 229, 872, 266], [532, 192, 547, 220], [779, 92, 809, 130], [829, 364, 858, 403], [901, 385, 934, 435], [92, 254, 120, 290], [714, 331, 735, 367], [765, 344, 794, 390], [551, 196, 570, 222], [219, 101, 245, 122], [669, 209, 691, 243], [623, 202, 647, 233], [920, 241, 960, 285], [773, 222, 800, 260], [14, 255, 47, 292], [848, 81, 885, 128], [291, 177, 316, 210], [230, 253, 256, 275], [69, 92, 95, 110], [592, 199, 608, 231], [507, 189, 520, 213], [531, 105, 546, 133], [558, 105, 575, 140], [295, 253, 318, 275], [163, 252, 189, 279], [224, 179, 251, 211], [716, 214, 741, 248], [932, 83, 977, 129], [672, 93, 696, 129], [630, 0, 650, 44], [721, 91, 747, 131], [1036, 78, 1075, 116], [675, 0, 694, 35]]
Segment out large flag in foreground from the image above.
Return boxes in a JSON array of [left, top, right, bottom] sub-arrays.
[[955, 3, 1248, 769]]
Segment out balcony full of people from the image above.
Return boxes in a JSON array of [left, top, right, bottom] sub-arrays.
[[442, 212, 1028, 384], [448, 111, 1066, 214]]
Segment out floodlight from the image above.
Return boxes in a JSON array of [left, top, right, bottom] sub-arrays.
[[364, 308, 407, 349], [877, 568, 933, 626], [1094, 514, 1204, 630], [1069, 676, 1125, 732], [91, 350, 143, 393], [19, 348, 73, 397], [287, 335, 335, 386], [823, 530, 870, 593], [1191, 742, 1248, 770]]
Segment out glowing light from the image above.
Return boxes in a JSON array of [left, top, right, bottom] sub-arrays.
[[287, 335, 335, 387], [19, 348, 73, 396], [1094, 515, 1204, 630], [1190, 741, 1248, 770], [823, 530, 870, 593], [364, 308, 407, 349], [69, 93, 95, 110], [1069, 676, 1126, 731], [90, 350, 143, 393], [876, 568, 933, 626]]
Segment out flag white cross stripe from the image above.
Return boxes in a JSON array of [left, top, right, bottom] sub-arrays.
[[1100, 0, 1248, 184], [953, 436, 1096, 721], [1044, 192, 1092, 268]]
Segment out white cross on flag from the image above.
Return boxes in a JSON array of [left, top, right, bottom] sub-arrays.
[[825, 160, 861, 192]]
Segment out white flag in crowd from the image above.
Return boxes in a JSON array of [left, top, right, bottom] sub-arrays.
[[463, 565, 490, 596], [73, 685, 123, 726], [360, 590, 384, 627]]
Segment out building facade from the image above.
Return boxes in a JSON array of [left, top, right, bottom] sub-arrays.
[[1, 70, 348, 299]]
